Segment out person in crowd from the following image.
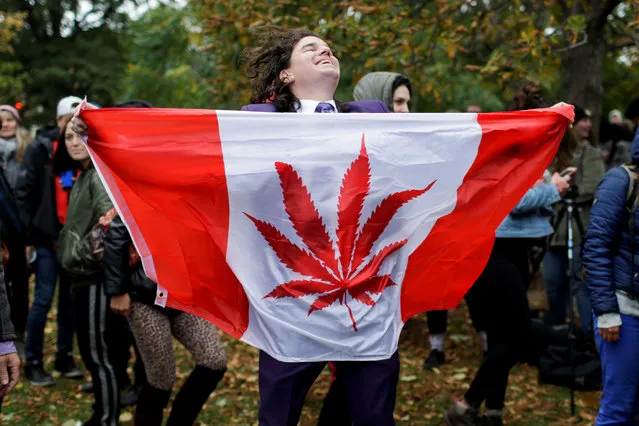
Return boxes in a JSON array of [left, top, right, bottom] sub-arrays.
[[600, 107, 637, 170], [0, 105, 30, 354], [353, 73, 489, 369], [543, 106, 605, 336], [609, 109, 623, 125], [238, 28, 399, 426], [0, 105, 31, 191], [104, 206, 227, 426], [57, 117, 120, 426], [626, 98, 639, 133], [15, 96, 83, 386], [582, 127, 639, 425], [0, 166, 22, 401], [353, 71, 411, 113], [0, 246, 21, 401], [93, 100, 152, 408], [444, 82, 573, 426], [466, 104, 482, 113]]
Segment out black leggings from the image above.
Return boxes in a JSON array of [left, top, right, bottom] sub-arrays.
[[463, 238, 532, 410]]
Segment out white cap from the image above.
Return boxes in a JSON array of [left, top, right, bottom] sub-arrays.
[[56, 96, 83, 117]]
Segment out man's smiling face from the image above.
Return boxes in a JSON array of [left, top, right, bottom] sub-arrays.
[[282, 36, 340, 93]]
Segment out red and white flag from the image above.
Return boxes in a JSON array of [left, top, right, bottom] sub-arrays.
[[83, 106, 572, 361]]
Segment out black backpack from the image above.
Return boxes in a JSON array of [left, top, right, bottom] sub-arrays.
[[537, 343, 602, 391]]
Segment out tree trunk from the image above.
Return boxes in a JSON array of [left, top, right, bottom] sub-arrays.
[[559, 26, 607, 145]]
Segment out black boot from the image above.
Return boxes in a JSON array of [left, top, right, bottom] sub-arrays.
[[134, 384, 171, 426], [166, 366, 225, 426]]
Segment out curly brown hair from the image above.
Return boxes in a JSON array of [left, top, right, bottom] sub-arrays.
[[508, 82, 547, 111], [242, 27, 320, 112]]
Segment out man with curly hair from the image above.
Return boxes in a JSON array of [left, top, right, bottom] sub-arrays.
[[241, 27, 399, 426]]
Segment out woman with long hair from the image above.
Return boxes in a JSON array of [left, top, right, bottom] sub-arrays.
[[0, 105, 31, 190], [56, 118, 120, 426]]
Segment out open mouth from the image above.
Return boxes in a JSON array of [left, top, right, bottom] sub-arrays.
[[317, 59, 333, 65]]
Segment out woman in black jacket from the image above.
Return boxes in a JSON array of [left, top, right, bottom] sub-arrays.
[[103, 214, 226, 426]]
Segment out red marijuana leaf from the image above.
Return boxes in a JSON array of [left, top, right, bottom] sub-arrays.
[[276, 162, 340, 275], [247, 135, 436, 331], [350, 182, 436, 275], [336, 136, 370, 277], [244, 214, 337, 283]]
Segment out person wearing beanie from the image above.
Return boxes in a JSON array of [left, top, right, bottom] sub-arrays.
[[15, 96, 84, 386], [353, 71, 412, 113]]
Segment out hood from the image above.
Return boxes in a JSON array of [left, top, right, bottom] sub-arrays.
[[633, 127, 639, 164], [35, 125, 59, 142], [353, 72, 402, 109], [33, 125, 59, 152]]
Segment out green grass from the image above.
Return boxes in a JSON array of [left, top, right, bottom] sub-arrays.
[[1, 284, 600, 425]]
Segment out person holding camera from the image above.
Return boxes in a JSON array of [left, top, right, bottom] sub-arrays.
[[543, 106, 605, 336], [582, 127, 639, 425]]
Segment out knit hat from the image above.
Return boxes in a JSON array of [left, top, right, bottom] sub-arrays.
[[573, 105, 591, 124], [0, 105, 21, 123]]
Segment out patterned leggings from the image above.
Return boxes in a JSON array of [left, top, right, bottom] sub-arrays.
[[128, 301, 227, 390]]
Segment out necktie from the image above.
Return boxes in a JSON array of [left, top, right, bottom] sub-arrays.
[[314, 102, 335, 113]]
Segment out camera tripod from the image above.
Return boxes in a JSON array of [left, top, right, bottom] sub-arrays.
[[552, 195, 587, 416]]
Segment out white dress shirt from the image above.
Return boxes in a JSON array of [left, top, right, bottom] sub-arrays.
[[295, 99, 338, 114]]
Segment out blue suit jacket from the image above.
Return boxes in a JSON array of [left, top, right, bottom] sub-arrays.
[[240, 99, 389, 113]]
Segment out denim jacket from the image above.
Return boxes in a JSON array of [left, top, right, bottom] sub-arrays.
[[496, 180, 560, 239]]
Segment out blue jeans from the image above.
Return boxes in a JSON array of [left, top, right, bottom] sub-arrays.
[[594, 313, 639, 425], [25, 247, 75, 362], [543, 247, 592, 334]]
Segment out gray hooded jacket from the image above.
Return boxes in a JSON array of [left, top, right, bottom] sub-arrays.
[[353, 72, 402, 111]]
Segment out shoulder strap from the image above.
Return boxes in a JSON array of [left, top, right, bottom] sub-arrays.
[[622, 163, 639, 284], [621, 164, 639, 214]]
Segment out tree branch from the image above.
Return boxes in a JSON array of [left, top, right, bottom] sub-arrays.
[[606, 15, 639, 49], [593, 0, 622, 30]]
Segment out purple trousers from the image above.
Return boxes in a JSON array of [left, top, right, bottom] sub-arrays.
[[258, 350, 399, 426]]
